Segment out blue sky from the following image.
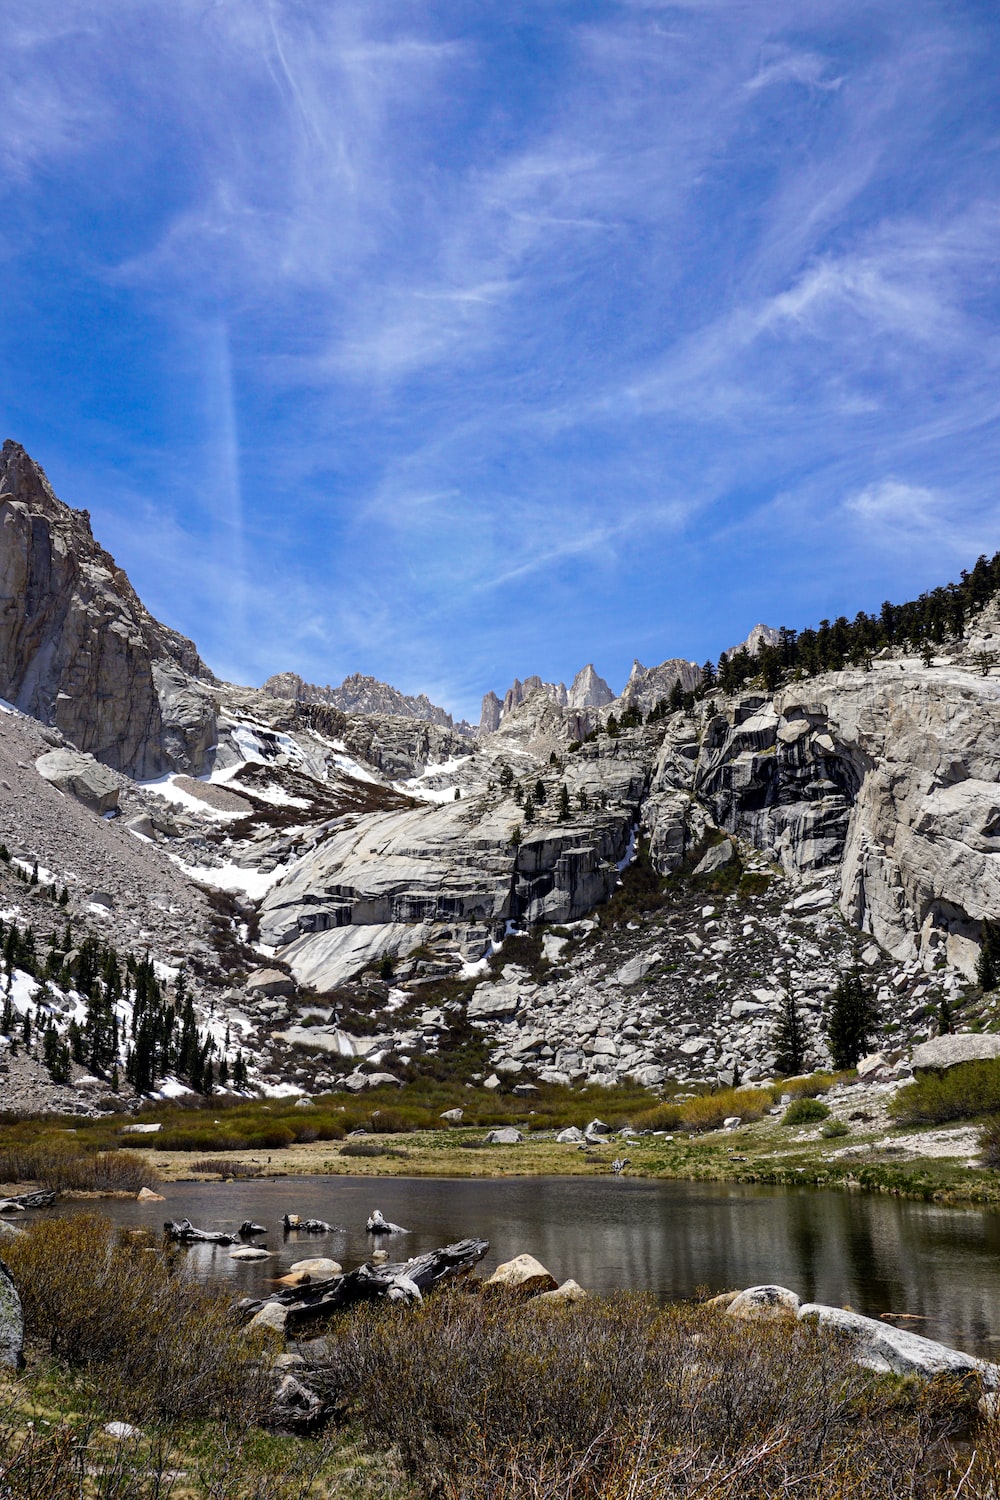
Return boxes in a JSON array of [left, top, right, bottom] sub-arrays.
[[3, 0, 1000, 722]]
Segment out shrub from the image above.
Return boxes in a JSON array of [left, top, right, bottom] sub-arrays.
[[317, 1289, 975, 1500], [821, 1118, 850, 1139], [782, 1097, 831, 1126], [3, 1214, 270, 1422], [0, 1141, 158, 1192], [890, 1060, 1000, 1126]]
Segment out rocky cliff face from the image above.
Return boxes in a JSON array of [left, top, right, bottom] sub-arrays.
[[616, 657, 703, 713], [263, 669, 459, 730], [479, 664, 613, 735], [646, 663, 1000, 980], [0, 442, 216, 778]]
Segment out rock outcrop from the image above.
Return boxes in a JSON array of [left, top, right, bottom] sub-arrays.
[[263, 670, 458, 730], [0, 441, 216, 777], [687, 665, 1000, 978], [616, 657, 703, 714]]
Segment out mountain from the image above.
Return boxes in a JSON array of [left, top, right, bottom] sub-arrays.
[[1, 437, 999, 1112], [614, 657, 703, 713], [479, 664, 613, 734], [0, 441, 217, 779], [263, 670, 462, 731], [725, 623, 782, 658]]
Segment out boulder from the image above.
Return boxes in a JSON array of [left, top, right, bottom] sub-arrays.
[[726, 1285, 801, 1322], [616, 954, 659, 986], [0, 1261, 24, 1368], [555, 1126, 586, 1143], [798, 1304, 1000, 1387], [245, 968, 296, 999], [289, 1258, 342, 1280], [910, 1034, 1000, 1072], [536, 1278, 588, 1306], [483, 1127, 524, 1145], [230, 1246, 273, 1261], [483, 1254, 558, 1295], [440, 1108, 464, 1124], [35, 749, 120, 814], [247, 1301, 288, 1336], [692, 838, 736, 877], [136, 1186, 165, 1202]]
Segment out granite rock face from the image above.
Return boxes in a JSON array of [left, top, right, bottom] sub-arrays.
[[616, 657, 703, 714], [263, 670, 459, 730], [0, 441, 216, 778]]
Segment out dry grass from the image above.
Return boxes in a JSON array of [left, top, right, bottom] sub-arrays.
[[0, 1141, 158, 1193]]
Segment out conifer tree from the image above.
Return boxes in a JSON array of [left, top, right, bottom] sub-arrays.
[[827, 969, 879, 1070], [772, 984, 807, 1077], [557, 785, 570, 823], [978, 920, 1000, 991]]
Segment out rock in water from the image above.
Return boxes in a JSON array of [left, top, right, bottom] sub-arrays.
[[0, 1260, 24, 1368]]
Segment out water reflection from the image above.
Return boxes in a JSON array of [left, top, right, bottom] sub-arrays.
[[49, 1176, 1000, 1357]]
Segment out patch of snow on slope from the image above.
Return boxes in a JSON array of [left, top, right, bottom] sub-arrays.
[[164, 854, 292, 900], [139, 774, 246, 820]]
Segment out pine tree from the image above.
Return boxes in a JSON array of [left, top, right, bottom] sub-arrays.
[[978, 920, 1000, 991], [557, 785, 570, 823], [772, 984, 807, 1077], [510, 823, 522, 848], [534, 779, 546, 805], [827, 969, 879, 1070], [577, 789, 589, 811], [523, 795, 536, 825]]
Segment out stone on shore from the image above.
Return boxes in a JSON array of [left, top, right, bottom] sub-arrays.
[[484, 1254, 558, 1295], [726, 1285, 801, 1321], [536, 1278, 588, 1306], [798, 1304, 1000, 1387]]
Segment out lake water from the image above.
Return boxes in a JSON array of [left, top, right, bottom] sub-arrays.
[[51, 1176, 1000, 1358]]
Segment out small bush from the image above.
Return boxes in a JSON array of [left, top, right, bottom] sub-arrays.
[[782, 1097, 831, 1126], [821, 1118, 850, 1139]]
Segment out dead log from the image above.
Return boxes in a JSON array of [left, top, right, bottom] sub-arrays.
[[240, 1237, 489, 1332], [163, 1219, 239, 1245], [366, 1209, 407, 1234], [282, 1214, 333, 1233], [0, 1190, 57, 1214]]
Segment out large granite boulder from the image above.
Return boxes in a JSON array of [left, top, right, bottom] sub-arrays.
[[35, 748, 120, 814], [0, 1259, 24, 1368], [798, 1303, 1000, 1386], [910, 1034, 1000, 1072]]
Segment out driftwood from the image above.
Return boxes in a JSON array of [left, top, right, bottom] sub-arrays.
[[366, 1209, 407, 1234], [241, 1237, 489, 1333], [282, 1214, 333, 1234], [0, 1190, 56, 1214], [164, 1219, 239, 1245], [239, 1220, 266, 1237]]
